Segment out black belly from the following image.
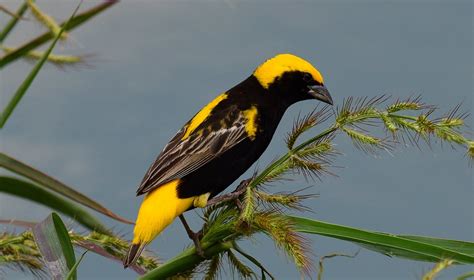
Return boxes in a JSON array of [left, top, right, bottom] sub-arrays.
[[176, 136, 271, 199]]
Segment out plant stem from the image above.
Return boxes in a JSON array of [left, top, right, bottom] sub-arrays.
[[139, 241, 234, 279], [389, 114, 418, 121]]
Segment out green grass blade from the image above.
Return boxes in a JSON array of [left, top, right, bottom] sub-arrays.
[[0, 1, 117, 68], [0, 153, 133, 224], [0, 176, 110, 234], [65, 251, 87, 280], [32, 213, 76, 280], [290, 216, 474, 264], [0, 1, 29, 43], [0, 3, 80, 128]]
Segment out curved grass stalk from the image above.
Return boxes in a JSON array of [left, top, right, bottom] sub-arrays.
[[0, 2, 29, 43], [1, 46, 84, 67], [26, 0, 67, 40]]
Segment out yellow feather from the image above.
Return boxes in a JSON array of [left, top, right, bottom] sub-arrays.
[[182, 93, 228, 140], [193, 192, 211, 208], [243, 106, 258, 139], [253, 53, 324, 89], [132, 179, 194, 245]]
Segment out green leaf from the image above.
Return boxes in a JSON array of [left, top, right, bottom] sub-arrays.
[[290, 216, 474, 264], [0, 176, 110, 234], [0, 3, 80, 128], [0, 1, 118, 68], [0, 153, 133, 224], [32, 213, 77, 280]]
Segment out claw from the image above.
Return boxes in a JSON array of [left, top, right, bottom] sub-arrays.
[[206, 178, 252, 208], [235, 198, 243, 211]]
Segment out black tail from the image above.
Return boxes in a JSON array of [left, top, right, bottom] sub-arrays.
[[123, 242, 145, 268]]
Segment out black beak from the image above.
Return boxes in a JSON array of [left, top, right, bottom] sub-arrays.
[[307, 85, 333, 105]]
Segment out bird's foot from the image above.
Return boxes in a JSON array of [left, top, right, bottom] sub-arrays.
[[206, 177, 253, 208]]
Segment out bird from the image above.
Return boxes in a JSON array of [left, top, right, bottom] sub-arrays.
[[123, 53, 333, 267]]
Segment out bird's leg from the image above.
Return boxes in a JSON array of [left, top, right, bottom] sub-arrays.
[[206, 177, 253, 208], [178, 214, 205, 258]]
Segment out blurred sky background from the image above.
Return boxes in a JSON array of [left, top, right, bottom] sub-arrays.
[[1, 1, 473, 279]]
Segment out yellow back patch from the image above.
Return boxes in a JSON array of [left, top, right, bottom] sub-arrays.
[[182, 93, 228, 140], [253, 53, 324, 89], [133, 179, 194, 244], [243, 106, 258, 139]]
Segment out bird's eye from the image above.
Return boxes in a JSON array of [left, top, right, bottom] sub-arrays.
[[303, 73, 312, 82]]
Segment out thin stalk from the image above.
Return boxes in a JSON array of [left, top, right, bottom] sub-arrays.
[[0, 1, 29, 43], [26, 0, 67, 40]]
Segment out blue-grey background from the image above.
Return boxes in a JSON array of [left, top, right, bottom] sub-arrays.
[[1, 1, 472, 279]]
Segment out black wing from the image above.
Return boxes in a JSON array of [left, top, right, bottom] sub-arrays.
[[136, 105, 251, 195]]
